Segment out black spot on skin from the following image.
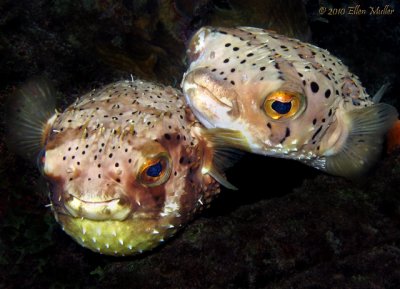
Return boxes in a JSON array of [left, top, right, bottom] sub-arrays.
[[310, 82, 319, 93], [231, 68, 235, 73], [233, 47, 239, 51], [109, 153, 113, 158], [312, 118, 317, 125], [312, 125, 323, 140], [223, 58, 229, 63], [240, 60, 246, 64], [302, 80, 306, 86], [115, 163, 119, 167], [274, 63, 280, 70], [246, 53, 254, 57], [164, 133, 171, 140], [279, 127, 291, 144], [298, 73, 303, 77], [128, 159, 132, 163], [230, 80, 235, 85], [325, 89, 331, 98], [328, 109, 333, 117], [63, 156, 66, 161], [225, 43, 231, 47], [260, 66, 266, 71], [267, 123, 272, 129], [322, 118, 326, 123], [211, 68, 217, 72], [179, 157, 185, 164]]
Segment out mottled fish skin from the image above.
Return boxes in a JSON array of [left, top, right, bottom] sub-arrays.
[[40, 79, 219, 256], [182, 26, 397, 177]]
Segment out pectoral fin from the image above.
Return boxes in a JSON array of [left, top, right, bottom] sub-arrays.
[[6, 78, 58, 161], [325, 103, 398, 178], [202, 128, 250, 190]]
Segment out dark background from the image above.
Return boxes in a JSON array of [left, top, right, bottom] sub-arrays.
[[1, 0, 400, 288]]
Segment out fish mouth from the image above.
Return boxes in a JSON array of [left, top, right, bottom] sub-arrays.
[[184, 68, 234, 109], [64, 194, 131, 221], [182, 68, 238, 128]]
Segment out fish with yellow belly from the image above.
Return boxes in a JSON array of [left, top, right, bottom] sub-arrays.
[[7, 78, 236, 256], [182, 26, 398, 178]]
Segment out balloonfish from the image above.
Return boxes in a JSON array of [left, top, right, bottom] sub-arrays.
[[8, 78, 237, 256], [182, 27, 398, 178]]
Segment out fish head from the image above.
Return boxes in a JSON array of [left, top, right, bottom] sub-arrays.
[[40, 81, 219, 255], [182, 27, 341, 157]]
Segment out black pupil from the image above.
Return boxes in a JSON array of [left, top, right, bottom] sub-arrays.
[[271, 101, 292, 114], [146, 161, 163, 177]]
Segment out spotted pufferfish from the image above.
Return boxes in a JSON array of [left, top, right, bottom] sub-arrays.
[[182, 26, 398, 178], [8, 78, 236, 256]]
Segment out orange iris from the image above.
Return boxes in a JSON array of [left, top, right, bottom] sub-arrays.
[[263, 90, 304, 120], [138, 153, 171, 187]]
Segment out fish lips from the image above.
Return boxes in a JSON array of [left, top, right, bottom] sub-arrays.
[[63, 194, 132, 221], [182, 68, 240, 128]]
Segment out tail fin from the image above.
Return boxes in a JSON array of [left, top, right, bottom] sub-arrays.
[[6, 78, 57, 161]]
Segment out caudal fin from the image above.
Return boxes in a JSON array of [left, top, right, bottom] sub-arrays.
[[6, 78, 57, 161]]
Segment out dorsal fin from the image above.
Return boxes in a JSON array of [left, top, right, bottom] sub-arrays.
[[372, 83, 391, 103]]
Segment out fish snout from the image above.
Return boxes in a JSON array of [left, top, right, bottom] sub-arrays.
[[64, 193, 131, 221], [182, 68, 239, 128]]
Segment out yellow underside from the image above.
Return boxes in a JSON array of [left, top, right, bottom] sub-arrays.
[[57, 214, 177, 256]]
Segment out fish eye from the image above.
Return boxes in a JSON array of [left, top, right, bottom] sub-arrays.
[[263, 90, 305, 120], [138, 153, 171, 187]]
